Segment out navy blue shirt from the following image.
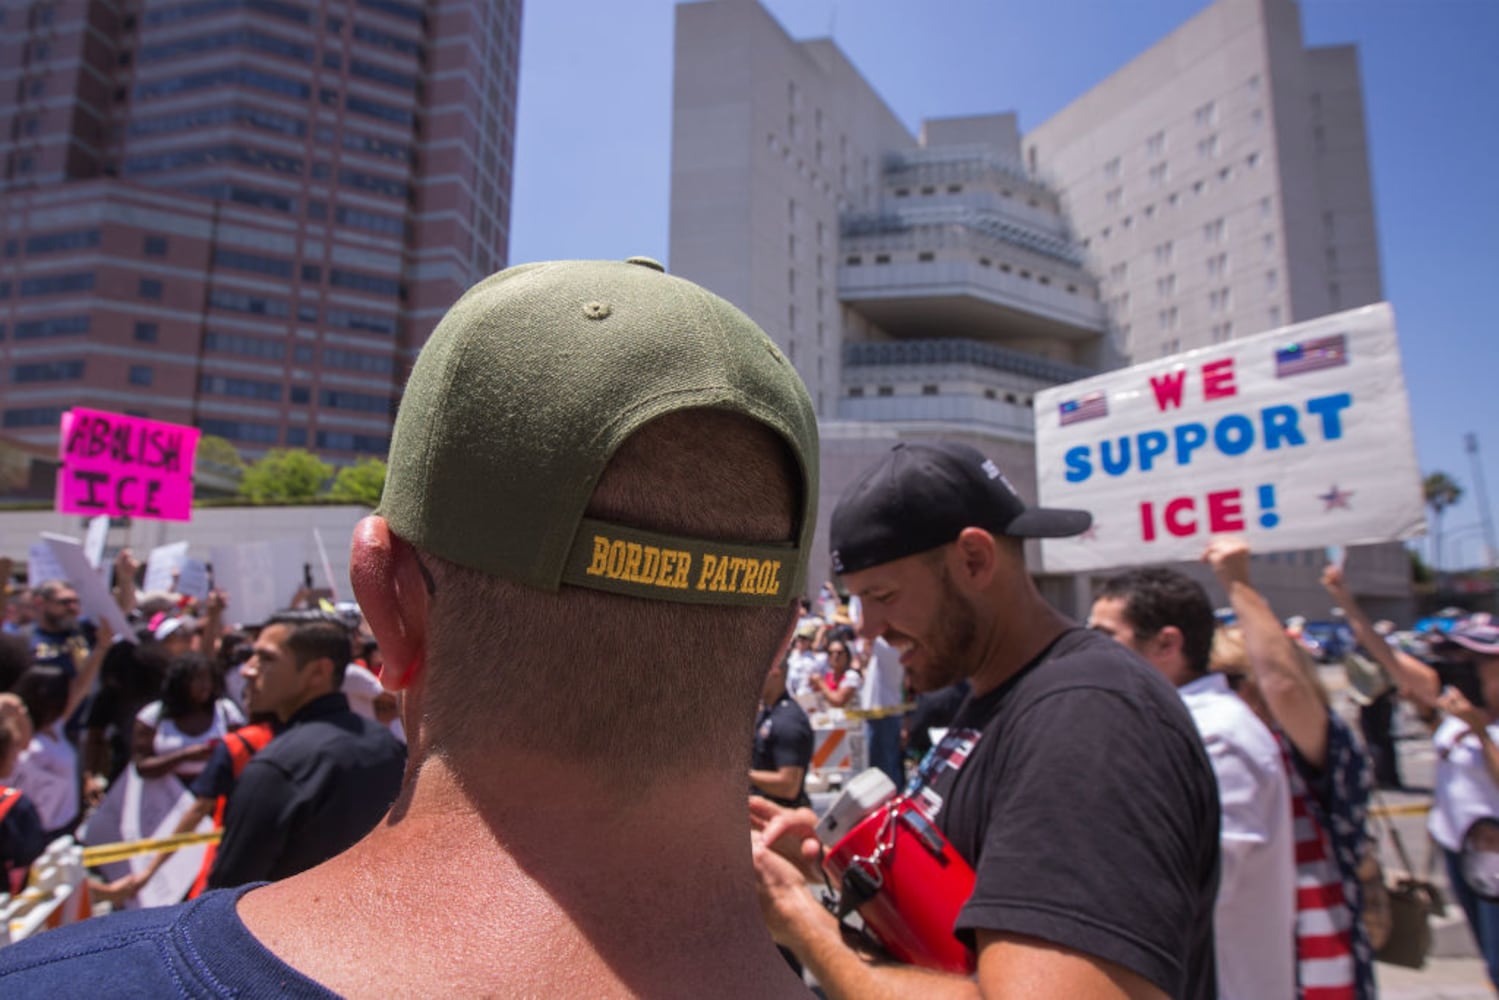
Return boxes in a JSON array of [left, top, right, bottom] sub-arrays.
[[751, 692, 813, 808], [0, 885, 337, 997], [208, 693, 404, 889]]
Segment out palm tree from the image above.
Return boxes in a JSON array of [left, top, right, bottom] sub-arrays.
[[1424, 471, 1463, 578]]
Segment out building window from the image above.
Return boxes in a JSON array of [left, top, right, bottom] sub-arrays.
[[1208, 287, 1231, 313], [1194, 101, 1216, 127], [128, 366, 153, 386], [138, 278, 163, 300], [1103, 156, 1121, 179], [12, 361, 85, 383], [874, 254, 890, 265], [921, 385, 939, 396], [21, 273, 95, 297], [917, 251, 934, 262], [286, 427, 308, 446], [876, 386, 894, 397], [1154, 242, 1173, 265], [144, 235, 168, 256], [1146, 131, 1165, 156], [1203, 219, 1225, 244], [1265, 270, 1279, 292], [134, 322, 158, 342], [290, 386, 311, 404], [1104, 187, 1122, 208], [1156, 275, 1176, 298], [1196, 135, 1218, 159], [1206, 252, 1228, 278], [301, 264, 322, 283]]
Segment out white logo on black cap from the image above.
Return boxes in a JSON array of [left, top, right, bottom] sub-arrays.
[[831, 550, 844, 573], [980, 459, 1001, 480]]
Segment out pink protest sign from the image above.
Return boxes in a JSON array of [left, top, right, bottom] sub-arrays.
[[56, 408, 201, 522]]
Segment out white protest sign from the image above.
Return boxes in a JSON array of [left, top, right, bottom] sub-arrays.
[[1035, 303, 1425, 572], [177, 558, 211, 603], [84, 515, 110, 570], [28, 539, 68, 587], [79, 767, 211, 909], [144, 541, 190, 594], [210, 538, 305, 625], [42, 533, 136, 642]]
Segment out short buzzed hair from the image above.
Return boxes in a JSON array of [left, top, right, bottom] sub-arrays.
[[421, 409, 801, 784]]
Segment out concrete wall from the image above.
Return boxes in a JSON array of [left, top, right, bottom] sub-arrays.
[[0, 505, 370, 610]]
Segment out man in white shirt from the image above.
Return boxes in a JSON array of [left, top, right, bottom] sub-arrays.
[[848, 595, 908, 787], [1090, 566, 1295, 1000]]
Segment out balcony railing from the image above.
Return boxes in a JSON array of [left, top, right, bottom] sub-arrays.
[[841, 204, 1085, 268], [843, 338, 1096, 385]]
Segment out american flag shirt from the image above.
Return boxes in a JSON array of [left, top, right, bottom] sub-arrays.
[[1277, 712, 1375, 1000]]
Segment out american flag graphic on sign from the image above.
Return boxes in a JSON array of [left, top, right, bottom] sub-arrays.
[[1058, 391, 1108, 426], [1274, 333, 1348, 378]]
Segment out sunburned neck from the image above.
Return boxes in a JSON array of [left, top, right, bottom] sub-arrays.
[[237, 754, 805, 999], [968, 592, 1074, 698]]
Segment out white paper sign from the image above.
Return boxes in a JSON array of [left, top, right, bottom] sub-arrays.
[[27, 539, 69, 587], [84, 515, 110, 570], [144, 541, 190, 594], [1035, 303, 1425, 572], [42, 533, 136, 643], [210, 538, 305, 626], [79, 767, 212, 909], [177, 558, 211, 603]]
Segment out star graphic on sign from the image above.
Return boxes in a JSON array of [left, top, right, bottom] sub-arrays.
[[1318, 485, 1354, 511]]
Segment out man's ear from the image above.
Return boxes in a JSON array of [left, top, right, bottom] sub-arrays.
[[950, 527, 1000, 590], [350, 515, 429, 692], [1155, 624, 1186, 662]]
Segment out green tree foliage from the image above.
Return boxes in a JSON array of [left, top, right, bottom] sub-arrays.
[[329, 458, 386, 507], [238, 449, 334, 503], [196, 434, 246, 474], [1424, 471, 1463, 573]]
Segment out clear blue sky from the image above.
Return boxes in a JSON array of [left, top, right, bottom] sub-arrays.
[[510, 0, 1499, 570]]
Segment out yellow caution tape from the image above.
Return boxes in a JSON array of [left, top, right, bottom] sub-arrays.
[[1368, 801, 1431, 819], [79, 829, 222, 867], [844, 703, 916, 721]]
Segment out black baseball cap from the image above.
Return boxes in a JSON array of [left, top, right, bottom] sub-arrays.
[[829, 441, 1092, 575]]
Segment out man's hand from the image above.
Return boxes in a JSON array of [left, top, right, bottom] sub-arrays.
[[114, 548, 141, 582], [1203, 536, 1252, 589], [1321, 562, 1349, 598], [748, 797, 822, 879], [1439, 686, 1490, 738]]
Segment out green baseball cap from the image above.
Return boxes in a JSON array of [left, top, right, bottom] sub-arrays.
[[378, 257, 818, 606]]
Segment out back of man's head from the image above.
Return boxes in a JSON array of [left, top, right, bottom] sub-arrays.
[[373, 258, 818, 784], [1097, 566, 1216, 676]]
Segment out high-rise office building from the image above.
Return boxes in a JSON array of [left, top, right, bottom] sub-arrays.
[[671, 0, 1406, 615], [0, 0, 521, 461]]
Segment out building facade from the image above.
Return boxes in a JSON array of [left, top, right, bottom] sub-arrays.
[[670, 0, 1407, 617], [0, 0, 521, 461]]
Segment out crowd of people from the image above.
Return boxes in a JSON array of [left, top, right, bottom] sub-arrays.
[[0, 257, 1490, 999], [0, 565, 405, 904]]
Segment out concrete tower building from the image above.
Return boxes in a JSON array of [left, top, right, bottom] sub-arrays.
[[1025, 0, 1382, 362], [671, 0, 1406, 616], [672, 0, 1105, 599], [0, 0, 521, 461]]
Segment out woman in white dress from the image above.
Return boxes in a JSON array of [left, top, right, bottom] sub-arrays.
[[132, 653, 244, 786]]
